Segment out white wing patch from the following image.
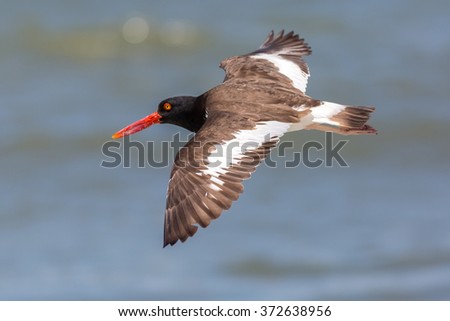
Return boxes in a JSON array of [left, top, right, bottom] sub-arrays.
[[251, 53, 310, 93], [289, 101, 346, 132], [202, 121, 290, 180]]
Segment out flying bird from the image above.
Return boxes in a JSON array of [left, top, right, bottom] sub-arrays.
[[112, 30, 376, 247]]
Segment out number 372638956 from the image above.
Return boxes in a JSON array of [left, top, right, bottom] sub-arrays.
[[259, 305, 331, 317]]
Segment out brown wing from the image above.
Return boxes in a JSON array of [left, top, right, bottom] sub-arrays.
[[163, 111, 291, 247], [219, 30, 312, 92]]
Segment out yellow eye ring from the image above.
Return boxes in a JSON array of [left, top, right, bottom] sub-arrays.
[[163, 102, 172, 111]]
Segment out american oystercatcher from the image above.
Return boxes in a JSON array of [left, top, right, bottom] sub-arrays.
[[112, 30, 376, 247]]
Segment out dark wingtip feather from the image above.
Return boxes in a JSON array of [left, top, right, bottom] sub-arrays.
[[255, 30, 312, 57]]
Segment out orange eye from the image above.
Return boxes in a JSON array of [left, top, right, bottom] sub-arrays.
[[163, 102, 172, 111]]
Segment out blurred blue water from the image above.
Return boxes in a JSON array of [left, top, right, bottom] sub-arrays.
[[1, 0, 450, 300]]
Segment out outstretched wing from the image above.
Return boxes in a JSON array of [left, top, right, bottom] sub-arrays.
[[220, 30, 312, 93], [163, 110, 291, 247]]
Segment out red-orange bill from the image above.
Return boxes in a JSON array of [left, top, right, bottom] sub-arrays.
[[112, 112, 161, 139]]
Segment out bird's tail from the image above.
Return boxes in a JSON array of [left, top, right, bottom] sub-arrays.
[[291, 101, 377, 135]]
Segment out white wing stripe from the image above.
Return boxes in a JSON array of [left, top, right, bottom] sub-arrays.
[[210, 176, 224, 186], [203, 121, 290, 177], [251, 53, 309, 93]]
